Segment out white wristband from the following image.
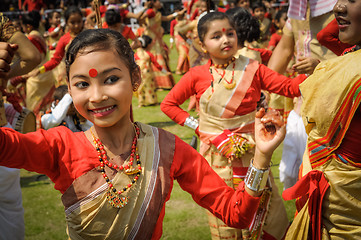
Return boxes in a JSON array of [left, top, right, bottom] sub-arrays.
[[172, 12, 178, 18], [244, 159, 269, 192], [184, 116, 198, 130], [54, 26, 60, 33]]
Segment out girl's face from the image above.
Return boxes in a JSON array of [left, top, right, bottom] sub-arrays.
[[277, 12, 287, 29], [199, 1, 208, 13], [21, 23, 32, 34], [201, 19, 237, 64], [334, 0, 361, 46], [51, 12, 61, 26], [67, 13, 83, 34], [153, 0, 162, 9], [254, 7, 265, 21], [68, 48, 135, 128], [237, 0, 250, 9]]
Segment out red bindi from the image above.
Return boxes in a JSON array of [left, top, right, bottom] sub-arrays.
[[89, 68, 98, 78], [222, 28, 226, 32]]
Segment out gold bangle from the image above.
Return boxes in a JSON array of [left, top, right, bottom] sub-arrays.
[[38, 66, 46, 74]]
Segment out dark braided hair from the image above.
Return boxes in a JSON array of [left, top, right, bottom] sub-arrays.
[[226, 7, 260, 46]]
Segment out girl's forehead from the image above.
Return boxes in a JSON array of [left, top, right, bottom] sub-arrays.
[[208, 19, 232, 30]]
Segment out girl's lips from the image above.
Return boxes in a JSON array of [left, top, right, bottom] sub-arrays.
[[336, 17, 351, 30], [89, 105, 116, 117], [223, 46, 232, 51]]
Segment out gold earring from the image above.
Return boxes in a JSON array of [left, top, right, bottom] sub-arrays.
[[203, 50, 207, 54], [133, 83, 139, 92]]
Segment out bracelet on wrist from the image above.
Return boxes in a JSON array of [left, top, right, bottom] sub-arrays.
[[184, 116, 199, 130], [39, 66, 46, 74], [244, 159, 269, 192]]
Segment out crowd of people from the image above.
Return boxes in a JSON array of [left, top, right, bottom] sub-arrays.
[[0, 0, 360, 239]]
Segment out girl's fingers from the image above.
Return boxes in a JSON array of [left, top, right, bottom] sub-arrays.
[[0, 59, 11, 73]]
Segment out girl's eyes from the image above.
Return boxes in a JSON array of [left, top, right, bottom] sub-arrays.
[[73, 76, 119, 89], [105, 75, 119, 84], [227, 31, 235, 37], [75, 81, 89, 89]]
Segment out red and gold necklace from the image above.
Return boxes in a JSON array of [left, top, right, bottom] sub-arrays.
[[90, 124, 142, 208], [209, 57, 237, 91], [212, 56, 236, 69]]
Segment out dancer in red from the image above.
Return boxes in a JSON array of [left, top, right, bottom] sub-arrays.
[[161, 11, 306, 240], [0, 28, 285, 239]]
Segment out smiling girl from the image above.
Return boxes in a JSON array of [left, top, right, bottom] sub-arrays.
[[161, 11, 307, 239], [0, 28, 286, 239], [283, 0, 361, 239]]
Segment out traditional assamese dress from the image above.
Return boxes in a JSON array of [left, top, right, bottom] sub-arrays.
[[0, 122, 265, 239], [283, 48, 361, 239], [25, 30, 56, 115], [170, 18, 190, 74], [143, 9, 174, 89], [161, 55, 306, 239], [134, 48, 162, 106]]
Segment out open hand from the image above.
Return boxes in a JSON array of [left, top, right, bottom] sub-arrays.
[[254, 108, 286, 158]]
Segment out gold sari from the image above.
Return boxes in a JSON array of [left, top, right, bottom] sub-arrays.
[[284, 49, 361, 239], [198, 56, 288, 240]]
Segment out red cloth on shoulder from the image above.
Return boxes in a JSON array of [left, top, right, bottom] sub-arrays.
[[43, 32, 72, 71], [317, 18, 352, 56]]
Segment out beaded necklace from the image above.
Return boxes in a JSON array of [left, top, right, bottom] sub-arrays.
[[212, 56, 236, 69], [90, 124, 142, 208], [209, 57, 237, 92]]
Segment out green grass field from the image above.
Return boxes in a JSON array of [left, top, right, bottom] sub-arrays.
[[20, 34, 295, 239]]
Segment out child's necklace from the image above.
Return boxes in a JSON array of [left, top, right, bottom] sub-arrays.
[[90, 124, 142, 208], [209, 57, 237, 92]]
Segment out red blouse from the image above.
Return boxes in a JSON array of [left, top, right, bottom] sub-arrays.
[[317, 18, 352, 56], [0, 126, 261, 238], [43, 32, 72, 71], [161, 60, 305, 126]]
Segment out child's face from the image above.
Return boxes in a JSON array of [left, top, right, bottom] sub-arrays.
[[334, 0, 361, 46], [201, 19, 237, 63], [68, 48, 134, 128], [199, 1, 208, 14], [67, 13, 83, 34], [277, 12, 287, 29], [237, 0, 250, 8], [254, 7, 265, 21], [51, 12, 61, 26], [153, 0, 162, 9], [21, 23, 32, 34]]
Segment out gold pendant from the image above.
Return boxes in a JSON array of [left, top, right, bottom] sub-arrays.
[[223, 81, 236, 90], [106, 189, 128, 208], [125, 167, 141, 175]]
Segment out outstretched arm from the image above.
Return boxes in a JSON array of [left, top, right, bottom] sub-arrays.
[[267, 33, 295, 74], [7, 32, 41, 79]]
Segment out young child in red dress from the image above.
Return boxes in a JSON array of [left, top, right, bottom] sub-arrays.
[[161, 11, 307, 239]]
